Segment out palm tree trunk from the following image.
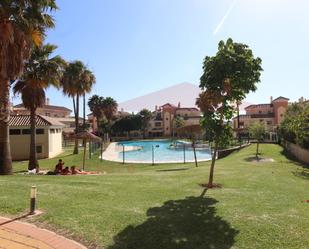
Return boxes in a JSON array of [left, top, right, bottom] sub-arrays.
[[73, 96, 79, 154], [0, 78, 12, 175], [83, 93, 86, 130], [96, 116, 100, 134], [208, 137, 219, 188], [29, 107, 39, 171]]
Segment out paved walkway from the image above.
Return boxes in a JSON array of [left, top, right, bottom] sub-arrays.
[[0, 217, 87, 249]]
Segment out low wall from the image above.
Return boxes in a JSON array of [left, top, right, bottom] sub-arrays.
[[283, 141, 309, 164], [217, 143, 251, 159]]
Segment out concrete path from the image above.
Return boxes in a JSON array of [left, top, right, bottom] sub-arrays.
[[0, 217, 87, 249]]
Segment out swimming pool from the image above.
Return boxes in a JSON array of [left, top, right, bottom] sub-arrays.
[[111, 140, 212, 163]]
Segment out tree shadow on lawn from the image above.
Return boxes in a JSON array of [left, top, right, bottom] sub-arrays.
[[280, 148, 309, 168], [280, 147, 309, 180], [108, 196, 239, 249], [292, 169, 309, 180]]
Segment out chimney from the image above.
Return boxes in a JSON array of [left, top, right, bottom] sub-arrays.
[[178, 102, 181, 108], [46, 98, 50, 105], [270, 96, 273, 103], [155, 105, 158, 111]]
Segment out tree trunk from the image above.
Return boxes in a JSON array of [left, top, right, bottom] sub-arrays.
[[96, 116, 100, 134], [83, 93, 86, 130], [0, 78, 12, 175], [208, 138, 219, 188], [256, 141, 259, 159], [192, 140, 198, 167], [73, 96, 79, 154], [237, 103, 241, 143], [29, 107, 39, 171]]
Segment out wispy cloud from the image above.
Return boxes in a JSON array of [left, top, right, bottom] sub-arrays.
[[213, 0, 238, 36]]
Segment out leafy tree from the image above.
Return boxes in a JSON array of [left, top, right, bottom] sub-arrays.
[[197, 38, 262, 188], [173, 116, 185, 138], [280, 102, 309, 149], [248, 122, 265, 158], [0, 0, 57, 175], [112, 114, 142, 135], [138, 109, 152, 138], [13, 44, 65, 171]]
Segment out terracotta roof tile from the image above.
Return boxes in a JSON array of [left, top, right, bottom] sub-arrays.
[[14, 104, 72, 112], [9, 115, 64, 127]]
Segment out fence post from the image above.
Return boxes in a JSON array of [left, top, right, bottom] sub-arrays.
[[183, 143, 186, 164], [152, 145, 154, 165], [101, 142, 103, 161], [122, 145, 125, 164]]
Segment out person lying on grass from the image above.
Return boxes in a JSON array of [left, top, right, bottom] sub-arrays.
[[70, 166, 100, 175]]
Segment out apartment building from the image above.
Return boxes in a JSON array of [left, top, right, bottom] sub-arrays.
[[233, 96, 289, 133], [148, 103, 201, 137]]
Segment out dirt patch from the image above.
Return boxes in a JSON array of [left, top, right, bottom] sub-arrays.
[[245, 157, 275, 163]]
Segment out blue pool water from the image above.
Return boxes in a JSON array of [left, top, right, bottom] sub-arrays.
[[118, 140, 212, 163]]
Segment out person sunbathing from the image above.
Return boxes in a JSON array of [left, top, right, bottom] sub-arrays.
[[61, 166, 71, 175], [70, 166, 100, 175], [54, 159, 64, 174]]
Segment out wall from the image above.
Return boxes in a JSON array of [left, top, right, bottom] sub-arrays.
[[48, 128, 63, 158], [283, 141, 309, 164], [10, 127, 49, 160], [217, 143, 251, 159]]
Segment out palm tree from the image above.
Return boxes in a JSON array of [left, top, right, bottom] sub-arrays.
[[88, 95, 104, 134], [81, 69, 96, 129], [102, 97, 118, 141], [13, 44, 65, 171], [138, 109, 152, 138], [0, 0, 58, 175], [62, 61, 95, 154]]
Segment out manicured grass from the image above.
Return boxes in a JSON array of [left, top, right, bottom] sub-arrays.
[[1, 144, 308, 248]]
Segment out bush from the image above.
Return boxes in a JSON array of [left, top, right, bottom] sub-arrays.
[[280, 102, 309, 149]]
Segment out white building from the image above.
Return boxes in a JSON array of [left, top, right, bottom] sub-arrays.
[[9, 115, 64, 160]]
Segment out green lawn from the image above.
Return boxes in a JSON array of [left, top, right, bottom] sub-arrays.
[[1, 144, 308, 249]]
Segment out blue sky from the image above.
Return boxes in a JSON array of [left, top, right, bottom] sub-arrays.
[[13, 0, 309, 110]]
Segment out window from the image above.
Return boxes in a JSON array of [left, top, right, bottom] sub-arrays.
[[259, 119, 264, 122], [36, 145, 42, 153], [50, 129, 55, 134], [155, 122, 161, 127], [36, 129, 44, 134], [22, 129, 31, 135], [10, 129, 21, 135], [267, 121, 272, 125], [259, 111, 262, 114], [166, 127, 169, 130], [166, 118, 168, 121]]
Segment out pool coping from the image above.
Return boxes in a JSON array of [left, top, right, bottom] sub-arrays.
[[101, 142, 212, 164]]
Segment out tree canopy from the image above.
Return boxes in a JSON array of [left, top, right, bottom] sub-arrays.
[[280, 101, 309, 149]]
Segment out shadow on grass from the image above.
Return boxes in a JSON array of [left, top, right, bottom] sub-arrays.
[[108, 196, 239, 249], [280, 148, 309, 167], [292, 169, 309, 180], [156, 168, 190, 172]]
